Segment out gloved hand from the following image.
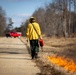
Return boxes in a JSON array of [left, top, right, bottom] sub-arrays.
[[26, 39, 29, 45], [40, 36, 42, 39], [26, 39, 28, 42]]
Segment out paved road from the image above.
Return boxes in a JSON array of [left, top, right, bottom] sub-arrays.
[[0, 37, 40, 75]]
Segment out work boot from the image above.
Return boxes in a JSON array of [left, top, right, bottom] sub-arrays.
[[35, 52, 39, 58]]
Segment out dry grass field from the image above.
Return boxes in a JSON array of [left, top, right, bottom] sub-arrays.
[[20, 36, 76, 75], [43, 36, 76, 62]]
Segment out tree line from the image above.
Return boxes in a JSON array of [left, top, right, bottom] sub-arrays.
[[0, 0, 76, 37], [0, 6, 14, 36], [0, 6, 7, 36], [18, 0, 76, 37], [33, 0, 76, 37]]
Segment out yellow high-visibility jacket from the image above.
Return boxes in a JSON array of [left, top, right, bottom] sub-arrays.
[[26, 22, 41, 40]]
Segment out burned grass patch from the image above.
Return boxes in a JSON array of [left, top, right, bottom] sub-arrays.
[[35, 59, 65, 75]]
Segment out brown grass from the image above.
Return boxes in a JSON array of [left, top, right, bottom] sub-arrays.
[[20, 36, 76, 75]]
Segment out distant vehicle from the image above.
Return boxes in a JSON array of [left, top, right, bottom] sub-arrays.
[[6, 32, 22, 38]]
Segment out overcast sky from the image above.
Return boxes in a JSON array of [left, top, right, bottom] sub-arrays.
[[0, 0, 52, 28]]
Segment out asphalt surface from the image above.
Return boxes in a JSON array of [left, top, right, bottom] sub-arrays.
[[0, 37, 40, 75]]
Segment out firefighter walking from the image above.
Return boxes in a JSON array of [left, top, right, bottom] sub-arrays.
[[26, 17, 42, 59]]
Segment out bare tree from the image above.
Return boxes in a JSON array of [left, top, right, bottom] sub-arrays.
[[32, 8, 46, 34], [73, 0, 76, 34], [21, 0, 76, 37], [0, 6, 6, 36]]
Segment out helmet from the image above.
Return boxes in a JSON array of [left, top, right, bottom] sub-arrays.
[[30, 17, 35, 19], [29, 17, 36, 22]]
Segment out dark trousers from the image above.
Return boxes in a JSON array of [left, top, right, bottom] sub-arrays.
[[30, 39, 39, 59]]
